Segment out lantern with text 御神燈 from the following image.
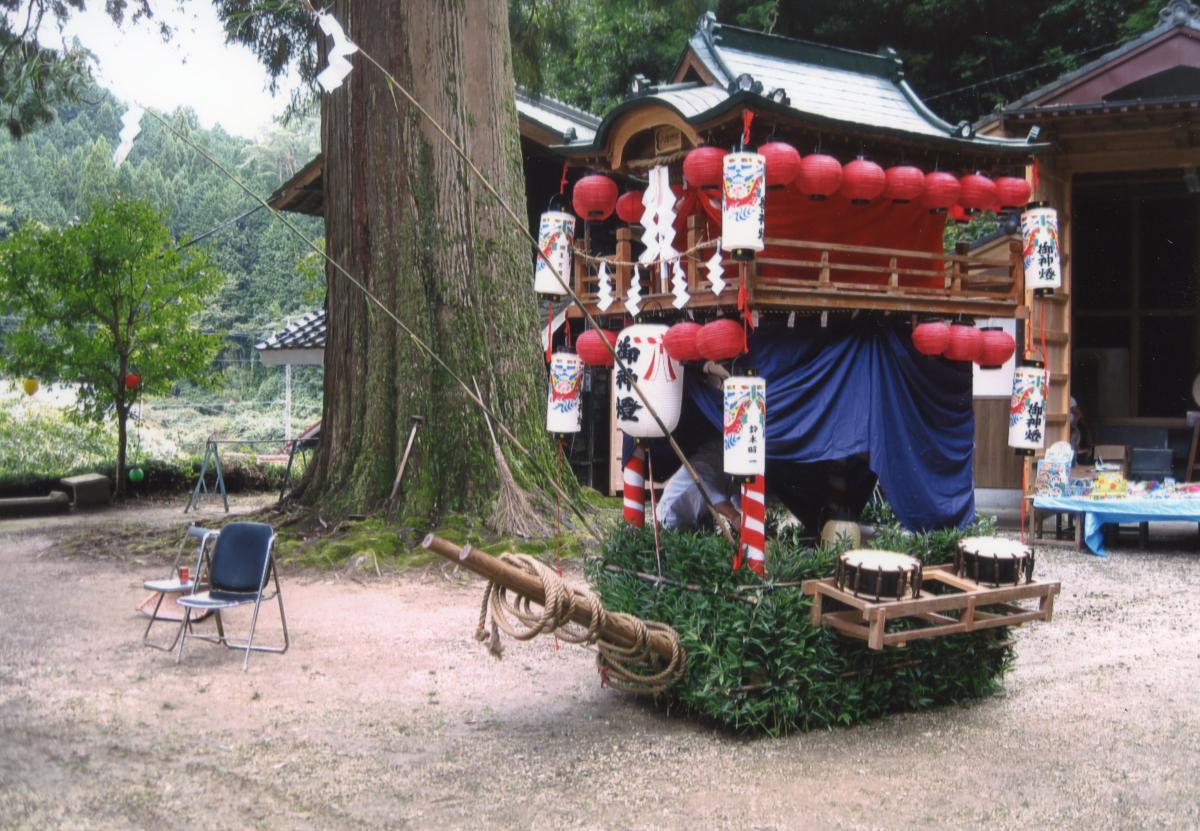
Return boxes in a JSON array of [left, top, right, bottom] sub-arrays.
[[664, 321, 703, 362], [1009, 361, 1047, 454], [977, 328, 1016, 369], [576, 328, 617, 367], [696, 318, 745, 361], [533, 210, 575, 296], [1021, 202, 1061, 294], [959, 173, 997, 215], [572, 174, 618, 221], [841, 158, 886, 204], [995, 177, 1032, 212], [615, 191, 644, 225], [613, 324, 683, 439], [721, 151, 765, 261], [124, 372, 141, 390], [922, 171, 960, 214], [22, 378, 39, 396], [758, 142, 800, 188], [944, 323, 982, 362], [796, 153, 842, 200], [884, 165, 925, 203], [912, 321, 950, 356], [683, 146, 725, 191], [723, 376, 766, 477], [546, 352, 584, 434]]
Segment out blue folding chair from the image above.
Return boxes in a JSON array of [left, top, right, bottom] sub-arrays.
[[176, 522, 289, 671]]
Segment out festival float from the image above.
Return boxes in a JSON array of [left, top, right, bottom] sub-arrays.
[[421, 14, 1068, 732]]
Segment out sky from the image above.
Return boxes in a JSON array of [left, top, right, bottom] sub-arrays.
[[40, 3, 299, 139]]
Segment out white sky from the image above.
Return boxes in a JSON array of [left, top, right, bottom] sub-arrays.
[[39, 3, 300, 138]]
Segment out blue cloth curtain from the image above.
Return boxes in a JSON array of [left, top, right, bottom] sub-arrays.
[[679, 317, 976, 531]]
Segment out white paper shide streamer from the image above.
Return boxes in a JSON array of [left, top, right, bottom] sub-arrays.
[[595, 260, 614, 311], [534, 211, 575, 296], [317, 13, 359, 93], [723, 376, 766, 476], [112, 105, 144, 167], [721, 152, 765, 260], [706, 242, 726, 297], [613, 324, 683, 438], [1021, 203, 1061, 293], [546, 352, 584, 434], [670, 258, 690, 309], [624, 266, 644, 316], [1008, 362, 1047, 453]]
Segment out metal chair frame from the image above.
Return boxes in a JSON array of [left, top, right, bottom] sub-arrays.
[[176, 529, 289, 671], [142, 526, 219, 652]]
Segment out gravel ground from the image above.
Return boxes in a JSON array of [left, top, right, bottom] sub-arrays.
[[0, 498, 1198, 830]]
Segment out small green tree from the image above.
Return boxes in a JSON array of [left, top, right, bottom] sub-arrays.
[[0, 197, 224, 495]]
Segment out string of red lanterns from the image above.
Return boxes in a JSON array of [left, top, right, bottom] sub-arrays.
[[911, 320, 1015, 367], [574, 145, 1031, 222]]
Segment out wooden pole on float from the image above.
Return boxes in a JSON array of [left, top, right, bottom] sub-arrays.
[[420, 533, 678, 662]]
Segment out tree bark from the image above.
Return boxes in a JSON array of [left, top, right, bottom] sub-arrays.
[[300, 0, 553, 523]]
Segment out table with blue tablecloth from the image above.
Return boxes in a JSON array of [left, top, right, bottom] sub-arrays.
[[1032, 495, 1200, 556]]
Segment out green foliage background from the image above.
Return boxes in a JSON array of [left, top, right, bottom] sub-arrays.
[[589, 516, 1012, 734]]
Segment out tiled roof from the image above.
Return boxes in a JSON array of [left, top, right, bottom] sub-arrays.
[[582, 13, 1039, 154], [255, 310, 326, 352], [516, 89, 600, 146]]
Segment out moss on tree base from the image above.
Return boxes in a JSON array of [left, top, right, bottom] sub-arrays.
[[588, 521, 1014, 735]]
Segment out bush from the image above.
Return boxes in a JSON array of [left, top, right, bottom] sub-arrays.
[[0, 405, 115, 479], [588, 515, 1010, 735]]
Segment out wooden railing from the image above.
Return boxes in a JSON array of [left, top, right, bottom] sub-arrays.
[[570, 214, 1024, 319]]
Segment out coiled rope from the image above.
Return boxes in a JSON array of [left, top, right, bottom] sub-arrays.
[[475, 553, 686, 695]]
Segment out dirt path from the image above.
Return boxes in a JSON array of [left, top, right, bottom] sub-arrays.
[[1, 499, 1198, 829]]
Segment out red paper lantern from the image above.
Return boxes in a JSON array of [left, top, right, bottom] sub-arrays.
[[576, 329, 617, 367], [884, 165, 925, 203], [948, 203, 969, 224], [995, 176, 1032, 211], [695, 318, 745, 361], [758, 141, 800, 188], [921, 171, 961, 214], [796, 153, 842, 200], [912, 321, 950, 356], [959, 173, 998, 215], [124, 372, 141, 390], [977, 328, 1016, 368], [683, 146, 725, 190], [841, 158, 887, 204], [615, 191, 644, 225], [944, 324, 982, 362], [663, 322, 704, 362], [572, 174, 618, 221]]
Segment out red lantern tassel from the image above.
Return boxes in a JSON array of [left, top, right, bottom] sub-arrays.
[[741, 110, 754, 148], [546, 302, 553, 363]]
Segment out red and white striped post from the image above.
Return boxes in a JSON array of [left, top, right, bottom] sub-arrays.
[[736, 474, 766, 574], [622, 446, 646, 528]]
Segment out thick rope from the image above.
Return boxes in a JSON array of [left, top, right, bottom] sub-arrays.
[[474, 553, 686, 695]]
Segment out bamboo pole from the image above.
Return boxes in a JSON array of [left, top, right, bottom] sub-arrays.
[[421, 534, 678, 662]]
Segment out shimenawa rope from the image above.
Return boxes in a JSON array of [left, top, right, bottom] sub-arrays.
[[474, 553, 686, 695]]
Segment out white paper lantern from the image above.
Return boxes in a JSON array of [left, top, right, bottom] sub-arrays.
[[546, 352, 584, 434], [723, 376, 766, 476], [721, 152, 765, 260], [1008, 361, 1047, 454], [1021, 202, 1061, 294], [534, 210, 575, 296], [613, 324, 683, 438]]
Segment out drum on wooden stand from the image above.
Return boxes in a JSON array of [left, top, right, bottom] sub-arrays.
[[835, 550, 923, 601], [955, 537, 1035, 587]]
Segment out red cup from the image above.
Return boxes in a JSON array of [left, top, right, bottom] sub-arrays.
[[179, 566, 190, 585]]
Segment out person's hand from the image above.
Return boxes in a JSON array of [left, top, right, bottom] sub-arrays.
[[714, 501, 740, 527]]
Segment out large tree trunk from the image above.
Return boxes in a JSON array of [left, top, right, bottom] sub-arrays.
[[300, 0, 553, 523]]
